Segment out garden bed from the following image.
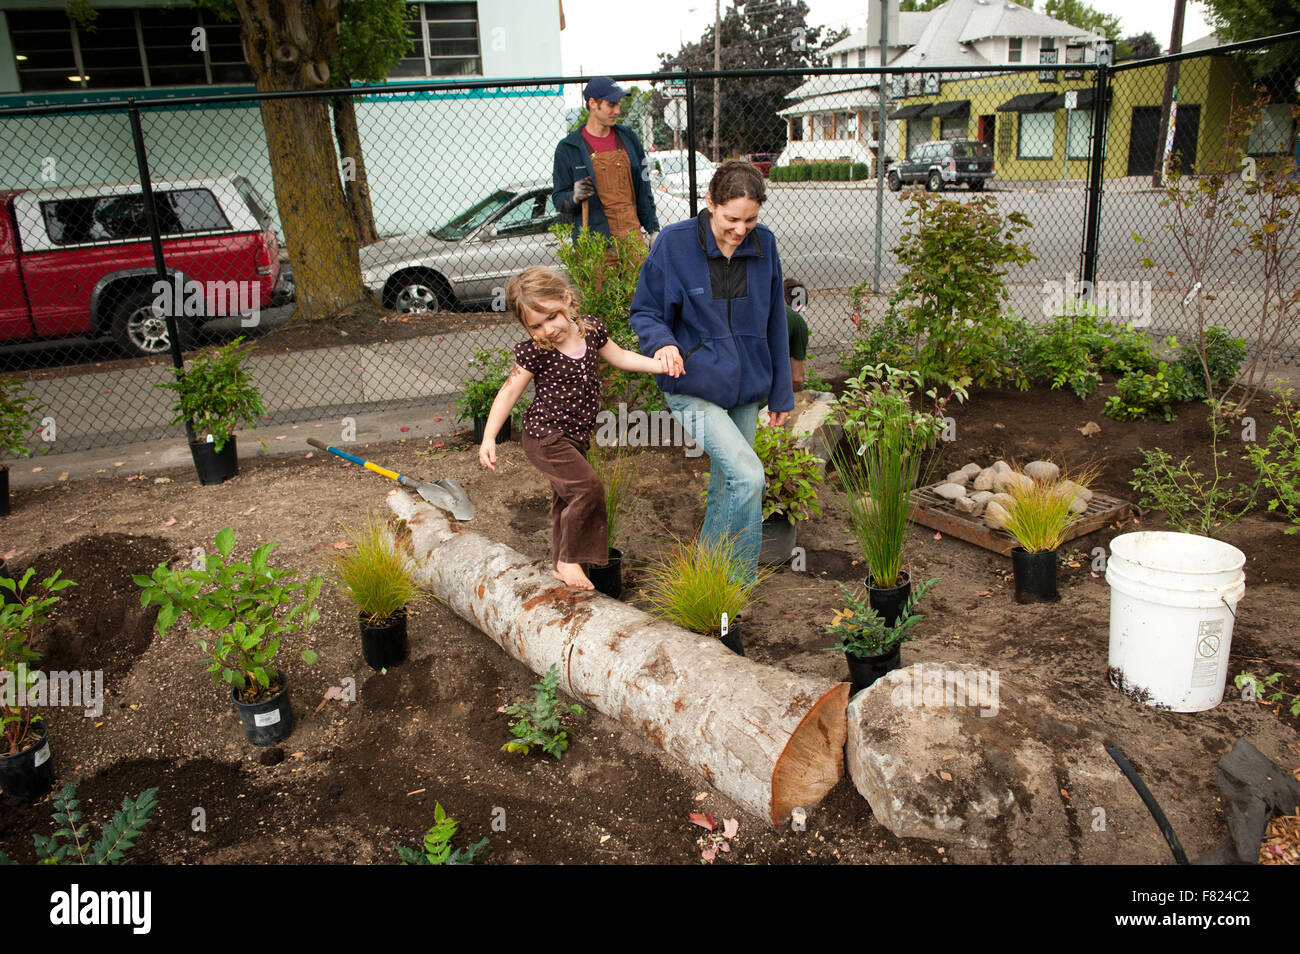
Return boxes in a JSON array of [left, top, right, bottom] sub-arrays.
[[0, 378, 1296, 865]]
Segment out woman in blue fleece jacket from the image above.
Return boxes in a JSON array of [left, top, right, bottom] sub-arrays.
[[630, 160, 794, 574]]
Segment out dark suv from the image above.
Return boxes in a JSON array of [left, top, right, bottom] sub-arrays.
[[888, 139, 994, 192]]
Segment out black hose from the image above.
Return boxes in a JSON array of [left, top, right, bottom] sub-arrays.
[[1106, 744, 1190, 865]]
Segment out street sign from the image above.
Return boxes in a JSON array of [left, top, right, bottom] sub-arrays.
[[664, 99, 687, 131], [1064, 90, 1078, 111]]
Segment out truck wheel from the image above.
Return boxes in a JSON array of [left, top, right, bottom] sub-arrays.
[[928, 171, 944, 192], [111, 289, 188, 357], [887, 171, 901, 192]]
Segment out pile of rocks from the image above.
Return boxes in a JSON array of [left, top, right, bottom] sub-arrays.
[[928, 460, 1093, 531]]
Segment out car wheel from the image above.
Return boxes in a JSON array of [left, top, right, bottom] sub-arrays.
[[970, 179, 985, 192], [887, 171, 901, 192], [111, 289, 188, 357], [387, 269, 447, 314], [928, 171, 944, 192]]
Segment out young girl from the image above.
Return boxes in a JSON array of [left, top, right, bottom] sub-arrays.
[[478, 266, 677, 590]]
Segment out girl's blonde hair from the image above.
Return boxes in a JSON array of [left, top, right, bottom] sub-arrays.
[[505, 266, 586, 349]]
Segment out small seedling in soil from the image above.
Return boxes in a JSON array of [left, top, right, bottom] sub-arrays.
[[1235, 671, 1300, 718], [689, 811, 739, 864], [396, 802, 489, 865], [0, 782, 158, 865], [500, 663, 583, 759]]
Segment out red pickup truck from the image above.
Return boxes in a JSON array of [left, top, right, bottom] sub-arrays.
[[0, 176, 289, 357]]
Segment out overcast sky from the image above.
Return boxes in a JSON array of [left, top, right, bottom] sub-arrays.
[[559, 0, 1217, 79]]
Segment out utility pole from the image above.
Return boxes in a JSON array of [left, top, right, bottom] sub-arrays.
[[1151, 0, 1186, 185], [713, 0, 721, 161], [872, 0, 890, 294]]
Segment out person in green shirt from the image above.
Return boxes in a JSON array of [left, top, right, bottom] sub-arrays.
[[783, 278, 809, 393]]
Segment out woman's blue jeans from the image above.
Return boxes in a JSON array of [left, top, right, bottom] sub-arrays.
[[664, 393, 764, 574]]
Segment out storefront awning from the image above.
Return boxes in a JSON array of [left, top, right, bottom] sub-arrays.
[[995, 92, 1055, 113], [921, 99, 970, 118], [1040, 88, 1097, 110], [888, 103, 930, 120]]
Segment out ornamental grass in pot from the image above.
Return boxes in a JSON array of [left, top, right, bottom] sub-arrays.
[[331, 512, 428, 671], [753, 424, 824, 566], [824, 576, 934, 694], [135, 527, 321, 745], [1002, 464, 1099, 604], [640, 534, 774, 656], [586, 437, 639, 599]]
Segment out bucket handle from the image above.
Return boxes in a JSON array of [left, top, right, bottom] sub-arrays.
[[1221, 594, 1237, 621]]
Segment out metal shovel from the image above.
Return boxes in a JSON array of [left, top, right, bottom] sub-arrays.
[[307, 438, 474, 520]]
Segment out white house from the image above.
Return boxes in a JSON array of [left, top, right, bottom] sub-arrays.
[[778, 0, 1103, 172]]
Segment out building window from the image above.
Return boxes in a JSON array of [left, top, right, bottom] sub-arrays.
[[858, 48, 866, 67], [1064, 43, 1086, 79], [1067, 108, 1092, 159], [1039, 37, 1055, 61], [790, 116, 804, 141], [907, 117, 931, 152], [836, 111, 856, 140], [1248, 103, 1295, 155], [1008, 38, 1022, 63], [392, 2, 482, 77], [941, 113, 967, 139], [1017, 110, 1053, 159]]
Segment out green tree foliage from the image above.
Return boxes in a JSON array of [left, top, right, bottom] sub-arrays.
[[1040, 0, 1121, 40], [1118, 31, 1162, 61], [657, 0, 847, 156], [899, 0, 945, 11], [1202, 0, 1300, 77]]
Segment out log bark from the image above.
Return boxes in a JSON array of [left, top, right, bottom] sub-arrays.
[[389, 493, 848, 825]]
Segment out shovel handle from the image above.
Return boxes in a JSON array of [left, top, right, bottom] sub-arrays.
[[307, 437, 403, 484]]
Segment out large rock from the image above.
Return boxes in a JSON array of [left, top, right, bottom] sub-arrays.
[[960, 462, 983, 478], [973, 467, 996, 492], [954, 495, 984, 516], [934, 482, 968, 501], [1024, 460, 1060, 483], [846, 662, 1135, 859], [993, 470, 1033, 496], [984, 500, 1011, 529], [946, 470, 970, 486], [1059, 480, 1094, 504]]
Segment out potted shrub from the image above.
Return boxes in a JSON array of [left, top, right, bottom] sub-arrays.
[[824, 576, 934, 694], [641, 535, 773, 656], [332, 512, 427, 671], [457, 348, 515, 443], [1002, 465, 1098, 603], [135, 527, 322, 746], [0, 568, 76, 800], [586, 437, 639, 598], [0, 378, 42, 516], [833, 364, 954, 621], [753, 424, 824, 565], [157, 337, 267, 485]]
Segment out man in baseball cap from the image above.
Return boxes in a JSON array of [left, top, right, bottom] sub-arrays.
[[553, 76, 660, 247]]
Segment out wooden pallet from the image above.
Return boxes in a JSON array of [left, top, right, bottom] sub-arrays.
[[908, 482, 1134, 557]]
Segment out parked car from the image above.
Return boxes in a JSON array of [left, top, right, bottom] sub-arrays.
[[887, 139, 994, 192], [744, 153, 779, 177], [361, 182, 692, 314], [645, 150, 718, 199], [0, 176, 289, 357]]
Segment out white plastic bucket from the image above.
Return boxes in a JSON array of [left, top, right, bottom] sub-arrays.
[[1105, 531, 1246, 713]]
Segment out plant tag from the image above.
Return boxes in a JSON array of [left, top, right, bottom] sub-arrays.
[[720, 612, 728, 638], [33, 743, 50, 767], [253, 709, 282, 727]]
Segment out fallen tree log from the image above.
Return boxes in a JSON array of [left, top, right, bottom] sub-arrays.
[[389, 492, 848, 825]]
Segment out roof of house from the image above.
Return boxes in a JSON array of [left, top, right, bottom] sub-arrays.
[[958, 0, 1101, 43], [824, 13, 929, 55], [1181, 33, 1224, 53]]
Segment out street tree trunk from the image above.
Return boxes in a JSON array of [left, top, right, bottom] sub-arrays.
[[235, 0, 369, 321], [332, 93, 380, 248]]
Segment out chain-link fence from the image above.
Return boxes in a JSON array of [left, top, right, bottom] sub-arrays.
[[1, 29, 1297, 456]]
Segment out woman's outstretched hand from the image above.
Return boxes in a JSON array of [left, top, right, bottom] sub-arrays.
[[655, 345, 684, 377]]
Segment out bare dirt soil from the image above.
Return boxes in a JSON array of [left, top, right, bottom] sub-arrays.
[[0, 375, 1296, 865]]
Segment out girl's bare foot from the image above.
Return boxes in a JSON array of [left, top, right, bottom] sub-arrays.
[[554, 561, 594, 590]]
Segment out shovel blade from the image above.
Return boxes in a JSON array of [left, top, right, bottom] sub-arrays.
[[417, 478, 474, 521]]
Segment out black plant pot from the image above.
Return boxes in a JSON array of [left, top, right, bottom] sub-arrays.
[[720, 625, 745, 656], [1012, 547, 1059, 603], [472, 417, 510, 443], [588, 547, 623, 599], [867, 571, 912, 626], [0, 464, 9, 517], [758, 514, 797, 566], [0, 717, 55, 801], [231, 672, 294, 746], [845, 645, 901, 695], [361, 607, 408, 671], [190, 436, 239, 485]]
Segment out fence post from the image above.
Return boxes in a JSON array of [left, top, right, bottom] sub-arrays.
[[127, 100, 194, 441], [685, 68, 698, 218], [1079, 52, 1111, 294]]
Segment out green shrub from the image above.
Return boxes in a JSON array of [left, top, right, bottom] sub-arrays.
[[157, 337, 266, 453], [1104, 361, 1198, 422], [0, 783, 157, 866], [396, 802, 489, 865], [500, 663, 583, 759], [823, 577, 935, 658], [0, 378, 41, 461], [1245, 384, 1300, 533], [1178, 327, 1248, 401], [455, 348, 514, 422], [753, 424, 824, 523]]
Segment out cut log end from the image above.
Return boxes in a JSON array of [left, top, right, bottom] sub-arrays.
[[770, 681, 850, 825]]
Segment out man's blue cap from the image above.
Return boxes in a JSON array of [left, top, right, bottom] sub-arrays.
[[583, 76, 628, 103]]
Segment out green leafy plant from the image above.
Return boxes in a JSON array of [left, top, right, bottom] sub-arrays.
[[840, 283, 914, 375], [135, 527, 322, 702], [1003, 466, 1099, 553], [0, 568, 76, 756], [0, 378, 42, 461], [1177, 326, 1247, 402], [640, 533, 774, 638], [1104, 359, 1198, 422], [887, 190, 1035, 386], [823, 577, 935, 659], [588, 437, 639, 549], [0, 783, 157, 866], [157, 337, 266, 454], [331, 512, 427, 624], [1245, 384, 1300, 533], [1032, 312, 1105, 399], [753, 424, 824, 523], [802, 359, 831, 393], [1129, 418, 1259, 537], [500, 663, 583, 759], [395, 802, 489, 865], [834, 364, 959, 588], [1235, 672, 1300, 718], [455, 347, 515, 422]]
